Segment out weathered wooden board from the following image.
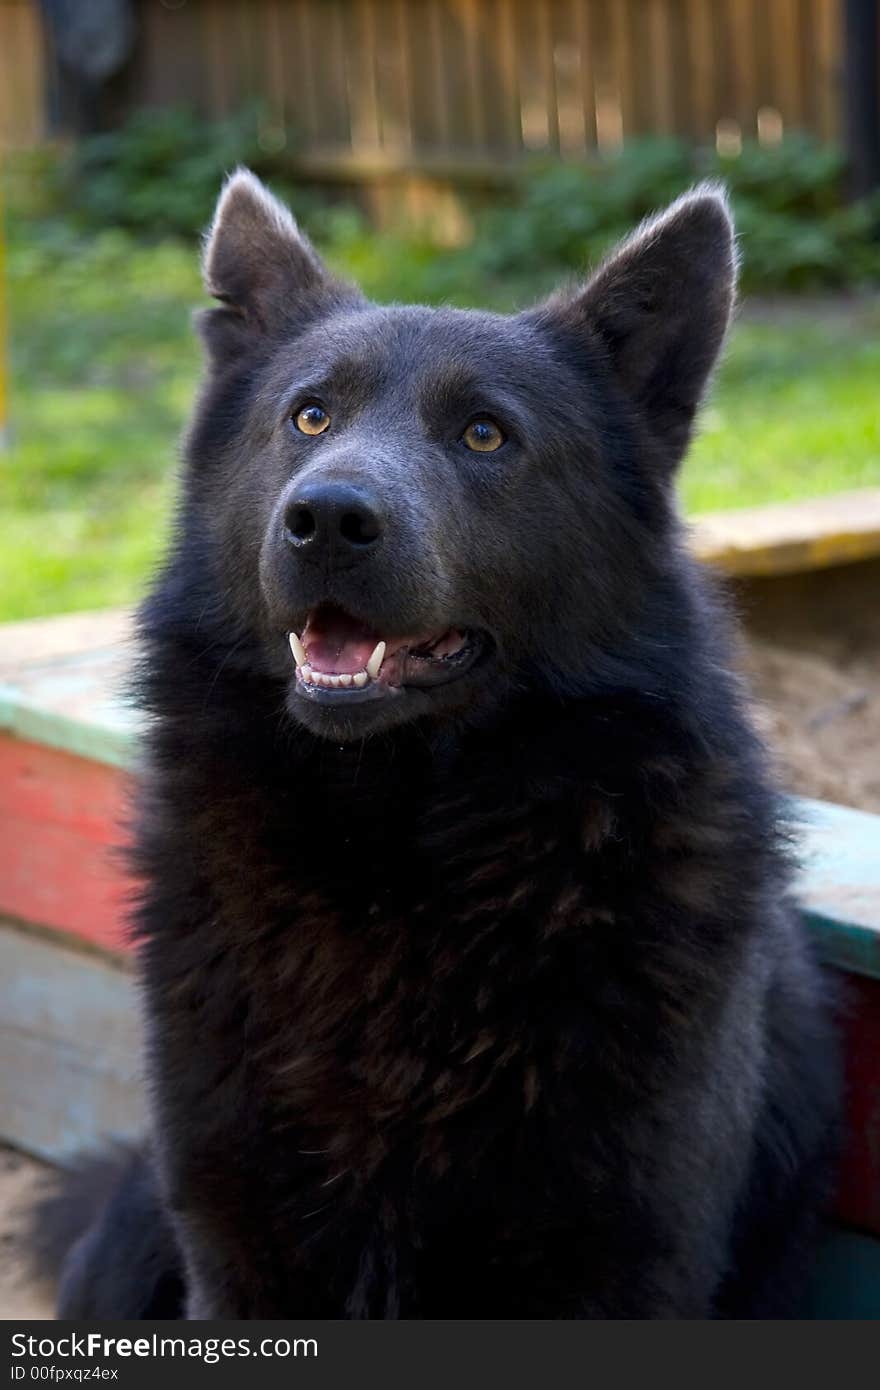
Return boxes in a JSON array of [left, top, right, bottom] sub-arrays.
[[690, 488, 880, 578], [2, 0, 846, 159], [0, 735, 133, 954], [0, 611, 138, 952], [0, 922, 144, 1162], [836, 973, 880, 1239], [0, 608, 137, 769], [795, 798, 880, 981], [809, 1228, 880, 1318]]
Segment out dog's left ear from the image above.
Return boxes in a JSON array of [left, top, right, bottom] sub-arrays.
[[539, 184, 736, 463]]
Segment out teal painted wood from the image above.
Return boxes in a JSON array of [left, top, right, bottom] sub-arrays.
[[793, 798, 880, 980], [0, 638, 139, 770], [0, 921, 144, 1161], [808, 1229, 880, 1319], [0, 682, 137, 769]]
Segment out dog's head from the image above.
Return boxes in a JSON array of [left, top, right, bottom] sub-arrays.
[[184, 170, 736, 739]]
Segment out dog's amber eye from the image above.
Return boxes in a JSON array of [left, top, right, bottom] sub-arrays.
[[295, 404, 330, 436], [463, 419, 504, 453]]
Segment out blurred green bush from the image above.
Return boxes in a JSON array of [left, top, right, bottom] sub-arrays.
[[14, 108, 879, 295], [473, 135, 880, 293], [13, 103, 333, 240]]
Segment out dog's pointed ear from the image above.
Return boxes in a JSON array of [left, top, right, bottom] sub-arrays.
[[198, 169, 336, 362], [541, 184, 736, 463]]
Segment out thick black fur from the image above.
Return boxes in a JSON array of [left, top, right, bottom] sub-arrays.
[[33, 173, 839, 1318]]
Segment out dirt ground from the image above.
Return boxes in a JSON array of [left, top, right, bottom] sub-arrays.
[[736, 560, 880, 814], [0, 1147, 53, 1320], [746, 637, 880, 813]]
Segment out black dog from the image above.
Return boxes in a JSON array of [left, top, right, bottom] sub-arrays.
[[38, 172, 838, 1318]]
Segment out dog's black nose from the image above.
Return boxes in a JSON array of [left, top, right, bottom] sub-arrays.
[[284, 481, 384, 562]]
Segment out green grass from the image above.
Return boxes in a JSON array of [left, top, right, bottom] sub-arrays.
[[682, 302, 880, 512], [2, 223, 878, 622]]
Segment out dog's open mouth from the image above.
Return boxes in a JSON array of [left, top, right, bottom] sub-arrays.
[[288, 603, 484, 703]]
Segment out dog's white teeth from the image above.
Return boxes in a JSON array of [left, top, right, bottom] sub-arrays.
[[289, 632, 307, 666], [366, 641, 386, 680], [297, 663, 374, 690]]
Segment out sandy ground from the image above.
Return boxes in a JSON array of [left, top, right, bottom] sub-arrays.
[[1, 626, 878, 1321], [746, 638, 880, 814], [0, 1147, 54, 1320]]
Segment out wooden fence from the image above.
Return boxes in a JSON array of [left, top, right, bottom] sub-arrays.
[[0, 0, 44, 148], [0, 1, 853, 186]]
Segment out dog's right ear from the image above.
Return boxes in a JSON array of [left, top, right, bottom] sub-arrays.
[[535, 184, 736, 469], [198, 169, 339, 362]]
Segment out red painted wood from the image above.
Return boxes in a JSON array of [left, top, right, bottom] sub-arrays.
[[836, 973, 880, 1238], [0, 734, 134, 954]]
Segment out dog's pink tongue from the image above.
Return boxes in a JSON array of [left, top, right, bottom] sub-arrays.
[[302, 607, 380, 675]]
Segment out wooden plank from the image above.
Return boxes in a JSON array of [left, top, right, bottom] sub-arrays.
[[835, 973, 880, 1238], [290, 0, 321, 143], [345, 0, 382, 151], [0, 0, 45, 149], [572, 0, 598, 150], [685, 0, 716, 141], [311, 0, 352, 148], [815, 0, 842, 142], [287, 145, 521, 183], [608, 0, 637, 138], [373, 0, 413, 154], [553, 0, 588, 158], [0, 607, 131, 673], [391, 0, 415, 153], [0, 610, 137, 769], [437, 0, 480, 153], [708, 0, 737, 142], [0, 735, 134, 953], [0, 920, 143, 1162], [795, 798, 880, 981], [401, 0, 431, 153], [204, 0, 233, 116], [796, 0, 819, 133], [134, 0, 208, 111], [535, 0, 560, 152], [487, 0, 524, 157], [458, 0, 489, 153], [646, 0, 675, 135], [17, 0, 848, 168], [425, 0, 452, 150], [810, 1228, 880, 1317], [236, 0, 259, 102], [263, 0, 289, 132], [771, 0, 803, 128], [728, 0, 759, 133], [690, 488, 880, 578]]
